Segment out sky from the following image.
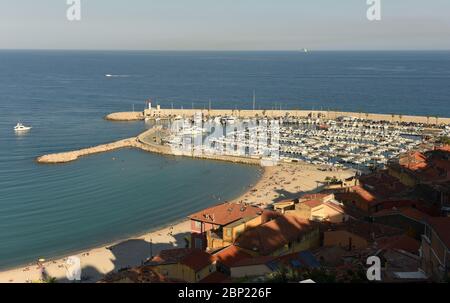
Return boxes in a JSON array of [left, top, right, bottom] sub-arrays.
[[1, 0, 450, 50]]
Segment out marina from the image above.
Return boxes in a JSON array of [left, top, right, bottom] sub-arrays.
[[154, 109, 449, 171]]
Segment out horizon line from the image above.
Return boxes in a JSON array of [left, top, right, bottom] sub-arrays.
[[1, 48, 450, 52]]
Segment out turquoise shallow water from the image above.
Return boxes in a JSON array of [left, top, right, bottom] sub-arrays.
[[0, 147, 261, 269], [0, 50, 449, 269]]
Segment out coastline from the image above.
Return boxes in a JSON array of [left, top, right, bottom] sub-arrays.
[[0, 166, 266, 282], [0, 162, 354, 283]]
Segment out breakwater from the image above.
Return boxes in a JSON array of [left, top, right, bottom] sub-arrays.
[[108, 109, 450, 125], [37, 128, 262, 166]]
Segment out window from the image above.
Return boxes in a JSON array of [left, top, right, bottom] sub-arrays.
[[226, 229, 232, 238], [194, 221, 202, 231]]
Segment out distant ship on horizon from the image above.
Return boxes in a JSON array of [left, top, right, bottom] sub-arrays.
[[302, 48, 309, 53]]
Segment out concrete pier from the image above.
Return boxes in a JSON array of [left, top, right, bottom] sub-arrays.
[[107, 108, 450, 125], [37, 128, 262, 166]]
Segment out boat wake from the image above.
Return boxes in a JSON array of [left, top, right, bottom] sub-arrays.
[[104, 74, 130, 78]]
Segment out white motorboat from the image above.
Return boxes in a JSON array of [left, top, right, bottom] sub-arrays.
[[14, 123, 32, 132]]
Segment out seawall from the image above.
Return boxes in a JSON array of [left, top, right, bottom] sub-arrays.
[[37, 128, 262, 166], [108, 109, 450, 125], [105, 112, 144, 121]]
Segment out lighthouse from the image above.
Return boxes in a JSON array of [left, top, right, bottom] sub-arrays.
[[147, 99, 152, 110]]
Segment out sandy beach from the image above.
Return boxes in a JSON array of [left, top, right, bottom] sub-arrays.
[[0, 162, 354, 283]]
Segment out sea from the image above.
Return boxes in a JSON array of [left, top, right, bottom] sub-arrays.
[[0, 50, 449, 269]]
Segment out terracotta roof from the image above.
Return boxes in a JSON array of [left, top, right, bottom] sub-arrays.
[[436, 145, 450, 152], [188, 202, 263, 225], [198, 271, 231, 283], [323, 201, 345, 214], [377, 235, 421, 255], [213, 245, 252, 268], [358, 172, 409, 198], [425, 217, 450, 248], [352, 185, 377, 203], [302, 199, 323, 209], [372, 207, 431, 222], [235, 215, 314, 255], [394, 148, 450, 183], [328, 220, 403, 242], [148, 248, 215, 272]]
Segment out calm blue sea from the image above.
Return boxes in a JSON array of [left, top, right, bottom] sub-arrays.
[[0, 50, 449, 269]]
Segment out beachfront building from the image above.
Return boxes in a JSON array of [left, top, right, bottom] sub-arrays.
[[420, 217, 450, 282], [188, 202, 263, 251], [146, 248, 216, 283], [234, 215, 320, 257], [293, 193, 348, 223], [273, 199, 297, 214]]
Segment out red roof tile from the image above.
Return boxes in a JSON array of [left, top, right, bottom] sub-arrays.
[[188, 202, 263, 226], [302, 199, 323, 208], [213, 245, 252, 268], [235, 215, 314, 255], [372, 207, 431, 222], [148, 248, 215, 272], [328, 220, 403, 242]]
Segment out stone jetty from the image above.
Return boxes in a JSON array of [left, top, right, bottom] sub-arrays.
[[107, 108, 450, 125], [105, 112, 144, 121], [36, 128, 262, 166]]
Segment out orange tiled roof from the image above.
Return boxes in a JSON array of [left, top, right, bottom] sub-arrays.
[[323, 201, 346, 214], [372, 207, 431, 222], [148, 248, 215, 272], [436, 145, 450, 152], [352, 185, 377, 203], [302, 199, 323, 208], [213, 245, 252, 268], [235, 215, 314, 255], [188, 202, 263, 226], [330, 220, 403, 242]]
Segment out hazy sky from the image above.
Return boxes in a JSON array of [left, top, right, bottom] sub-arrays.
[[1, 0, 450, 50]]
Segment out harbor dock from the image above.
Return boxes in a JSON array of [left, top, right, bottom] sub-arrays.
[[108, 109, 450, 125]]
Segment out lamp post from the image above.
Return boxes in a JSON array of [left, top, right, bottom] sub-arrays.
[[149, 238, 153, 259]]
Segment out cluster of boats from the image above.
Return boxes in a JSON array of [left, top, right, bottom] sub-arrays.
[[163, 114, 447, 170]]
